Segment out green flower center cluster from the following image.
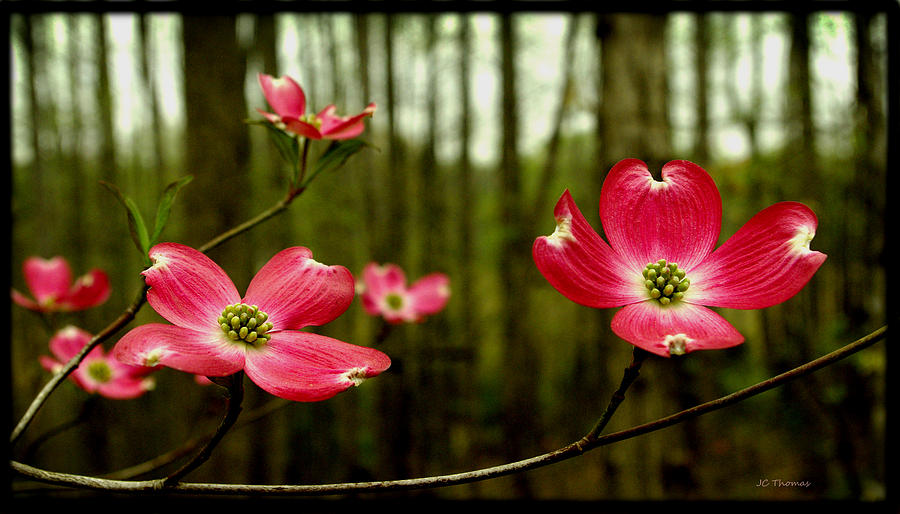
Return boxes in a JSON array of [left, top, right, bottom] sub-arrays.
[[86, 360, 112, 383], [219, 303, 274, 347], [298, 113, 323, 130], [385, 293, 404, 310], [642, 259, 690, 305]]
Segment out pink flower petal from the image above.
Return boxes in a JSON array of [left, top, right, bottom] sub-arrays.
[[256, 108, 281, 125], [611, 301, 744, 357], [113, 323, 245, 377], [408, 273, 450, 315], [243, 247, 355, 330], [11, 289, 41, 310], [282, 117, 324, 140], [533, 190, 645, 308], [96, 375, 154, 399], [686, 201, 827, 309], [23, 256, 71, 304], [599, 159, 722, 271], [361, 263, 407, 298], [48, 326, 96, 361], [143, 243, 241, 330], [317, 103, 376, 140], [59, 269, 110, 310], [258, 73, 306, 119], [243, 331, 391, 402], [39, 355, 62, 374]]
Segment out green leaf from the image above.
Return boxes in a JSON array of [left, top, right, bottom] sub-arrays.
[[300, 139, 375, 188], [99, 181, 151, 264], [151, 175, 193, 244], [249, 119, 300, 167]]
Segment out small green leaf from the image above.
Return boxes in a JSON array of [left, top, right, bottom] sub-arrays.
[[151, 175, 193, 244], [300, 139, 375, 188], [99, 181, 151, 264], [249, 119, 300, 167]]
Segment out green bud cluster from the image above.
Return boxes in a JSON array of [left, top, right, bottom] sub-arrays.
[[385, 292, 405, 310], [218, 303, 273, 347], [298, 113, 323, 130], [642, 259, 690, 306], [86, 360, 112, 383]]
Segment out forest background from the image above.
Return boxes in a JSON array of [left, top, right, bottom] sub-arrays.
[[7, 2, 891, 502]]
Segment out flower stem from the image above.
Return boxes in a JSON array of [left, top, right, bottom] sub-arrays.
[[197, 192, 294, 254], [162, 371, 245, 487], [585, 347, 650, 440]]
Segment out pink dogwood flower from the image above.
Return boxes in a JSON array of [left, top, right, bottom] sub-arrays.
[[257, 73, 376, 140], [358, 262, 450, 324], [11, 256, 110, 313], [113, 243, 391, 402], [40, 326, 156, 399], [533, 159, 827, 357]]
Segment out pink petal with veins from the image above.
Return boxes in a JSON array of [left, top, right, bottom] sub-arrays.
[[600, 159, 722, 271], [533, 190, 643, 308], [611, 301, 744, 357], [687, 202, 827, 309], [113, 323, 245, 377], [143, 243, 241, 330], [244, 331, 391, 402], [243, 247, 355, 330]]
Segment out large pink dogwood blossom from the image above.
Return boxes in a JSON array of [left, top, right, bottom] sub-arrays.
[[533, 159, 826, 357], [358, 262, 450, 324], [40, 326, 156, 399], [257, 73, 376, 140], [113, 243, 391, 402], [11, 256, 110, 313]]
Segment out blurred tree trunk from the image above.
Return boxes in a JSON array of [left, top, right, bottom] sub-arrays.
[[847, 11, 886, 328], [355, 14, 378, 253], [92, 14, 117, 182], [375, 13, 414, 482], [138, 14, 167, 183], [595, 13, 677, 499], [451, 12, 479, 494], [181, 15, 250, 266], [382, 14, 407, 263], [497, 13, 539, 498], [18, 15, 44, 221], [65, 17, 86, 267], [529, 14, 578, 227], [787, 13, 816, 189], [693, 13, 711, 163], [415, 13, 455, 480], [824, 10, 887, 498]]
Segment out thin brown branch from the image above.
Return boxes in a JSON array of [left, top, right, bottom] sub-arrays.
[[102, 396, 291, 480], [163, 372, 245, 486], [585, 346, 649, 440], [9, 284, 149, 444], [11, 325, 886, 496]]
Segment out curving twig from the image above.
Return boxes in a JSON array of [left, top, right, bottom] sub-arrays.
[[11, 325, 887, 496]]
